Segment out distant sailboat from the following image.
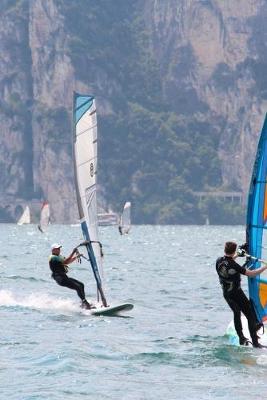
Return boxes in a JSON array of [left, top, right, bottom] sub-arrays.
[[118, 202, 131, 235], [38, 201, 50, 233], [17, 206, 30, 225], [73, 92, 133, 315]]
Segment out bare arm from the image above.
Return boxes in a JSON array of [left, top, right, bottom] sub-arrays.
[[64, 248, 78, 265], [245, 264, 267, 277]]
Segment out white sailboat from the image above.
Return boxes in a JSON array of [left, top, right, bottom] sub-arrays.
[[38, 201, 50, 233], [73, 92, 133, 316], [17, 206, 30, 225], [118, 201, 131, 235]]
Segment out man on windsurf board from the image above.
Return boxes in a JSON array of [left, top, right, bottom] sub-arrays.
[[216, 241, 267, 348], [49, 243, 94, 309]]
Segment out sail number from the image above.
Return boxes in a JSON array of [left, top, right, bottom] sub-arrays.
[[90, 163, 94, 177]]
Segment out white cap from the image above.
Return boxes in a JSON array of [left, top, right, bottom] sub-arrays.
[[51, 243, 62, 251]]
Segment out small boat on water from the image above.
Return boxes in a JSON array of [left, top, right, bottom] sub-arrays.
[[97, 211, 118, 226]]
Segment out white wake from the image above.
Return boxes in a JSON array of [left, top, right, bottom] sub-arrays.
[[0, 290, 79, 312]]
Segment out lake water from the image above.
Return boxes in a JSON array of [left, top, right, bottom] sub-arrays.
[[1, 224, 267, 400]]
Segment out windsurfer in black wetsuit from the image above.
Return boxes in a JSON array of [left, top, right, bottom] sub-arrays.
[[49, 243, 94, 309], [216, 241, 267, 348]]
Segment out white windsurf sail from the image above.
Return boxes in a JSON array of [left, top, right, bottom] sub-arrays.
[[17, 206, 30, 225], [73, 92, 107, 307], [119, 202, 131, 235], [38, 201, 50, 233]]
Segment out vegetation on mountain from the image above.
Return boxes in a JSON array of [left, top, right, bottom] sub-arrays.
[[1, 1, 258, 223], [59, 0, 245, 224]]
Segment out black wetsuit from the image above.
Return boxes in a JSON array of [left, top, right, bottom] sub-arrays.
[[216, 256, 258, 345], [49, 255, 86, 301]]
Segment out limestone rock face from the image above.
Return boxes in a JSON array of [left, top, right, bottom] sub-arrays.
[[0, 3, 33, 198], [1, 0, 267, 222], [29, 0, 78, 222], [144, 0, 266, 193]]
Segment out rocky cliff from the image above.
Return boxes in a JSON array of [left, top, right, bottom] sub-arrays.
[[0, 1, 33, 198], [29, 0, 77, 222], [144, 0, 267, 192], [0, 0, 267, 223]]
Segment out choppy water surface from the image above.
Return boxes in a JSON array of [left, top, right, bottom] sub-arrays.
[[1, 224, 267, 400]]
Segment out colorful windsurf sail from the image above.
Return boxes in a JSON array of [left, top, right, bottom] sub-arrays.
[[38, 201, 50, 233], [118, 202, 131, 235], [246, 114, 267, 322], [17, 205, 30, 225], [73, 92, 107, 307]]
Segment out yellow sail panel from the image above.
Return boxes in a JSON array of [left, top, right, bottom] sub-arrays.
[[259, 281, 267, 310]]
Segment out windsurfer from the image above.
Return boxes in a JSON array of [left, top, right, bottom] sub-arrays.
[[216, 241, 267, 348], [49, 243, 94, 309]]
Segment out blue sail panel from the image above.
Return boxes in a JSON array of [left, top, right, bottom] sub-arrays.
[[247, 114, 267, 321], [74, 92, 94, 124]]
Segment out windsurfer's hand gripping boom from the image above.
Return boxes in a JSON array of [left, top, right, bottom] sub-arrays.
[[237, 243, 267, 264], [64, 247, 80, 265], [243, 260, 267, 276], [236, 245, 267, 276]]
